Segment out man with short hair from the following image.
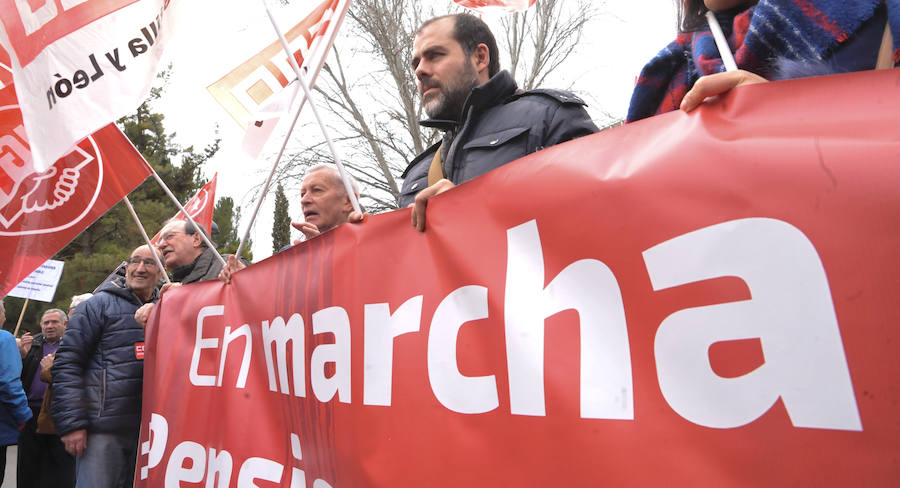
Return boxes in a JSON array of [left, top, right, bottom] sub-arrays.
[[218, 165, 361, 283], [0, 298, 32, 485], [17, 308, 74, 487], [402, 13, 598, 230], [51, 245, 163, 488], [157, 219, 223, 284], [291, 164, 360, 242]]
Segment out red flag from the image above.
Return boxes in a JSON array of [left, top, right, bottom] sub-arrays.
[[0, 0, 184, 171], [0, 45, 153, 298], [452, 0, 536, 13], [149, 174, 217, 246], [137, 70, 900, 486]]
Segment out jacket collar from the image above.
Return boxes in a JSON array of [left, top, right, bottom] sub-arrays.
[[171, 247, 216, 284], [418, 70, 518, 132]]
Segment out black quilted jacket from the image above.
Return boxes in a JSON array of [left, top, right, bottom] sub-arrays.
[[50, 277, 157, 436]]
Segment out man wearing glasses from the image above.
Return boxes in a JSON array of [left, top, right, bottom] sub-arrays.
[[156, 218, 223, 284], [50, 245, 163, 487]]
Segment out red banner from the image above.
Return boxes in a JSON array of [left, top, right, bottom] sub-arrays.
[[452, 0, 536, 13], [0, 45, 152, 298], [138, 69, 900, 486], [150, 173, 217, 246]]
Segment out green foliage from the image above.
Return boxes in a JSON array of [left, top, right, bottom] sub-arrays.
[[214, 197, 253, 262], [272, 184, 291, 253]]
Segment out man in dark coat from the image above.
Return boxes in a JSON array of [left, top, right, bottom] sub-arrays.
[[157, 218, 223, 284], [401, 13, 598, 230], [17, 308, 73, 488], [51, 245, 163, 488]]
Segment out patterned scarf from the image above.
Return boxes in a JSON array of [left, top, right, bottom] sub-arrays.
[[627, 0, 900, 123]]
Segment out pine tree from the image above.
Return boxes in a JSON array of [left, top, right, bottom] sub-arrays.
[[271, 183, 291, 253], [214, 196, 253, 261]]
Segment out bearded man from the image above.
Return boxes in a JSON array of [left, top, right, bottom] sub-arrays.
[[401, 13, 598, 230]]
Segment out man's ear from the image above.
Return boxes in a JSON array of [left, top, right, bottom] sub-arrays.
[[192, 232, 203, 248], [472, 43, 490, 77], [343, 194, 355, 212]]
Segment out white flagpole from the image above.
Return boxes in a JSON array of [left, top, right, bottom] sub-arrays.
[[149, 171, 227, 267], [123, 196, 170, 283], [118, 128, 228, 267], [235, 0, 353, 258], [706, 11, 738, 72]]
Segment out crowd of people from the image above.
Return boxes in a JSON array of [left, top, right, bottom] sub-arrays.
[[0, 1, 896, 486]]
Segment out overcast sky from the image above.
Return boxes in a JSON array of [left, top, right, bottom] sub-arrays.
[[156, 0, 676, 259]]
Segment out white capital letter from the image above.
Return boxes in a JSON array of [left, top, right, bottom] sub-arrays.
[[190, 306, 222, 387]]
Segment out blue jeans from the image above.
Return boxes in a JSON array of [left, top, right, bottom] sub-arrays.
[[75, 431, 139, 488]]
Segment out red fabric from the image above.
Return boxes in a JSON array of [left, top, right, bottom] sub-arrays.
[[452, 0, 536, 12], [0, 53, 152, 297], [150, 173, 217, 246], [137, 70, 900, 486], [0, 0, 138, 66]]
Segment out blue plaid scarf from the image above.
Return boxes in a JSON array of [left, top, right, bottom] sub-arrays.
[[627, 0, 900, 123]]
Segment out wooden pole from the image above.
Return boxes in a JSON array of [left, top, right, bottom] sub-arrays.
[[13, 298, 28, 337]]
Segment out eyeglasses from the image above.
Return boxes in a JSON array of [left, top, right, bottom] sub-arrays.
[[127, 258, 159, 268], [160, 231, 184, 242]]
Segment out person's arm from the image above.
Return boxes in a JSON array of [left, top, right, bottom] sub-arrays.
[[50, 299, 101, 439], [0, 334, 32, 425], [17, 332, 32, 358], [680, 69, 768, 112], [39, 354, 54, 383]]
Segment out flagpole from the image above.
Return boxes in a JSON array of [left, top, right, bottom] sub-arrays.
[[13, 298, 28, 337], [235, 0, 353, 258], [706, 11, 738, 72], [148, 170, 227, 267], [263, 0, 361, 215], [123, 196, 170, 283]]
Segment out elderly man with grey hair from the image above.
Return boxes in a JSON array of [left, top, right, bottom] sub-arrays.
[[218, 164, 362, 283]]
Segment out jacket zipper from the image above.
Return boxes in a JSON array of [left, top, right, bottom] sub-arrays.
[[98, 368, 106, 417]]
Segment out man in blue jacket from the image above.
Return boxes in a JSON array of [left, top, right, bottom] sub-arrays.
[[0, 298, 32, 485], [51, 245, 163, 487]]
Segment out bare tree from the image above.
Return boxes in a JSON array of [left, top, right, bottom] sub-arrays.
[[502, 0, 600, 90], [272, 0, 603, 212]]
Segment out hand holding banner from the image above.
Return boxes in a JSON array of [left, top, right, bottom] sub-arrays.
[[138, 70, 900, 486]]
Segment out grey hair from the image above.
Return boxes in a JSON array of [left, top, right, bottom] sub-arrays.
[[42, 308, 68, 323], [307, 164, 359, 197]]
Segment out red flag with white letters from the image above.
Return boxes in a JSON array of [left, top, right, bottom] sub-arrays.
[[149, 173, 217, 246], [0, 0, 184, 171], [137, 70, 900, 486], [0, 44, 152, 298]]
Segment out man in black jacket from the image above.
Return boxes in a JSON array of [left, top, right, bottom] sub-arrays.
[[17, 308, 73, 488], [401, 13, 598, 230], [51, 245, 162, 488]]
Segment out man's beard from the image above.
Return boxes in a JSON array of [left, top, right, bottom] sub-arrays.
[[422, 63, 479, 121]]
